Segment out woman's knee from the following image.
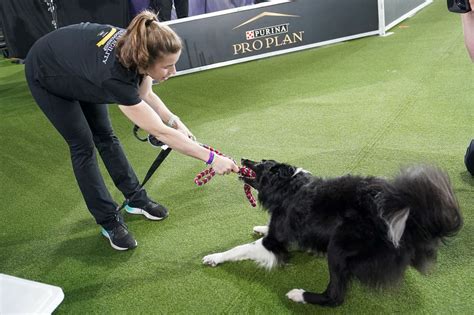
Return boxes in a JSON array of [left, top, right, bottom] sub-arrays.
[[93, 132, 119, 147]]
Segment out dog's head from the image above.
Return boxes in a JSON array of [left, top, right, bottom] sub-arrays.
[[240, 159, 300, 191]]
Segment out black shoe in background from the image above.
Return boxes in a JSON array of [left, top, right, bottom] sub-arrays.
[[125, 199, 169, 221]]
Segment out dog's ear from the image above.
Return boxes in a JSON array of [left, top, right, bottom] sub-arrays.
[[277, 164, 296, 179]]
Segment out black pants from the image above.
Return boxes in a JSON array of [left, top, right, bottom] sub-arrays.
[[25, 63, 148, 229], [150, 0, 188, 21]]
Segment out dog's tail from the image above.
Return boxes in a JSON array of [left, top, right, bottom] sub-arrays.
[[380, 165, 462, 248]]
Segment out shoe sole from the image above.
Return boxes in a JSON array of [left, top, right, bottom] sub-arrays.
[[101, 228, 137, 251], [124, 205, 167, 221]]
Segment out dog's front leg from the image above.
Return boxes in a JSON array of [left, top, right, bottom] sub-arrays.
[[202, 238, 278, 269], [253, 225, 269, 236]]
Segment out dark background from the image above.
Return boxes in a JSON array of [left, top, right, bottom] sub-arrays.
[[0, 0, 130, 59]]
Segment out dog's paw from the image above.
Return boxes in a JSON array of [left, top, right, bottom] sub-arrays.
[[202, 253, 223, 267], [286, 289, 306, 304], [253, 225, 269, 236]]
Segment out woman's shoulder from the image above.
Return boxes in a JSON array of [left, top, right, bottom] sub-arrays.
[[111, 58, 141, 83]]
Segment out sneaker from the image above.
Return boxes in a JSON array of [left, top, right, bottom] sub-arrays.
[[125, 200, 169, 221], [101, 214, 137, 251]]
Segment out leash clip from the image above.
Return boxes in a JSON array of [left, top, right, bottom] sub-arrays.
[[133, 125, 168, 149]]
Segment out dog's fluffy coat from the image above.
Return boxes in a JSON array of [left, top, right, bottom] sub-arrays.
[[203, 160, 462, 306]]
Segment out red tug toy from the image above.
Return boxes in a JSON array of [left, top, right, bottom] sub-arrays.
[[132, 126, 257, 206], [194, 144, 257, 207]]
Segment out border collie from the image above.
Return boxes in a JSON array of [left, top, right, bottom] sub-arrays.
[[203, 159, 462, 306]]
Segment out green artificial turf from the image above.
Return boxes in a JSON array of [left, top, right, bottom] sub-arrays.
[[1, 1, 473, 313]]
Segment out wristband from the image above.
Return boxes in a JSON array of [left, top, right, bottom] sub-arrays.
[[167, 114, 179, 128], [206, 151, 215, 165]]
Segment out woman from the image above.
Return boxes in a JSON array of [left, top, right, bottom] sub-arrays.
[[24, 11, 239, 251]]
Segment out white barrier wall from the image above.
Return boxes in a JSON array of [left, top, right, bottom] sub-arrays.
[[379, 0, 432, 35]]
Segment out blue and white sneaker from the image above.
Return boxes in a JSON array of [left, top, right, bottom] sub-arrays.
[[125, 200, 169, 221]]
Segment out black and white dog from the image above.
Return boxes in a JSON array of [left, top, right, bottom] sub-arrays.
[[203, 159, 462, 307]]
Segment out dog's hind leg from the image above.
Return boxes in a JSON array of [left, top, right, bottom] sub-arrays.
[[286, 241, 350, 307], [202, 238, 278, 269]]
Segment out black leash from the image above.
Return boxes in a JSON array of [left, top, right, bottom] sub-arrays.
[[117, 125, 172, 211], [140, 145, 172, 187]]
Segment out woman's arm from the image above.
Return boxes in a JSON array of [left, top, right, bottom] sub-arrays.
[[139, 76, 175, 124], [119, 101, 204, 158], [118, 102, 238, 174], [139, 76, 195, 138]]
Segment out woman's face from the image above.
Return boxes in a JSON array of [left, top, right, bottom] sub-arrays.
[[146, 51, 181, 83]]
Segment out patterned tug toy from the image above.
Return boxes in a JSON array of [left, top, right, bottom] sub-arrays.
[[133, 125, 256, 206], [194, 144, 257, 207]]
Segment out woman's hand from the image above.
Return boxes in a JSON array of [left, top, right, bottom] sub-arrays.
[[212, 154, 240, 175]]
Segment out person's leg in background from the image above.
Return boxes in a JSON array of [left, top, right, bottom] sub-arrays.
[[174, 0, 189, 19], [465, 139, 474, 176], [150, 0, 173, 21]]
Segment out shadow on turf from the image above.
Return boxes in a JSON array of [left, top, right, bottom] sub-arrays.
[[54, 259, 200, 312], [460, 171, 474, 186], [52, 218, 136, 264]]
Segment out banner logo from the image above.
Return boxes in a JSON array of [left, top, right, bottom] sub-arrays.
[[233, 12, 299, 29], [246, 23, 289, 40], [232, 12, 304, 56]]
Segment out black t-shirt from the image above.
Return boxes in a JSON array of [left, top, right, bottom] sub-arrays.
[[27, 23, 143, 105]]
